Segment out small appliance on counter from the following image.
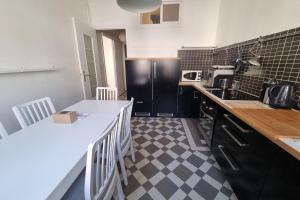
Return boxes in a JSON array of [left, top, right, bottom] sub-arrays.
[[268, 82, 296, 109], [181, 70, 202, 82], [206, 65, 234, 88], [259, 79, 278, 104]]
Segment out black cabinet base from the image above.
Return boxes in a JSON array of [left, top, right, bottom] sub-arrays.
[[212, 110, 300, 200]]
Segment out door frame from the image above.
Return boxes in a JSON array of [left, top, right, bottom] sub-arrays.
[[72, 18, 101, 99]]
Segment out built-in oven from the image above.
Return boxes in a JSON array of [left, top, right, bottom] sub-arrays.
[[197, 94, 218, 147], [197, 88, 258, 147]]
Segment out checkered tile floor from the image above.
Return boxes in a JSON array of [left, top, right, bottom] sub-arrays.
[[124, 117, 238, 200]]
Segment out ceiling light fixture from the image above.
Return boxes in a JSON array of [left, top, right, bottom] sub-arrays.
[[117, 0, 162, 13]]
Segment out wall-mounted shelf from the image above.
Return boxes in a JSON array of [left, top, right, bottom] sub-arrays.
[[180, 46, 217, 50], [0, 66, 56, 74]]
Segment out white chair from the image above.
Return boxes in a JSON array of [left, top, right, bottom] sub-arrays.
[[85, 117, 124, 200], [116, 98, 135, 186], [12, 97, 56, 128], [0, 122, 8, 139], [96, 87, 118, 100]]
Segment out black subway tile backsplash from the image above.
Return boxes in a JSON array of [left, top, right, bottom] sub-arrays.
[[178, 27, 300, 105]]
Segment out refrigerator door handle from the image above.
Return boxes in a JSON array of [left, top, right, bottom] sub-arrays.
[[151, 63, 154, 101], [153, 61, 157, 79]]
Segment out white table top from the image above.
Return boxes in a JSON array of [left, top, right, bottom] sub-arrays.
[[66, 100, 129, 114], [0, 100, 128, 200]]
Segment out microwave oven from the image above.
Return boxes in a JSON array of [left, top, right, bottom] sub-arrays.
[[181, 70, 202, 82]]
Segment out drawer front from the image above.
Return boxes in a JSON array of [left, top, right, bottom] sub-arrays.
[[222, 114, 275, 169], [218, 125, 262, 200], [223, 113, 252, 134], [213, 145, 240, 186], [213, 112, 275, 200], [132, 99, 152, 116]]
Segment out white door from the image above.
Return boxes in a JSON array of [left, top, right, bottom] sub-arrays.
[[73, 18, 101, 99], [101, 34, 117, 88]]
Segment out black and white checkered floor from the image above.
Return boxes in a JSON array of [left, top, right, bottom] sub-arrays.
[[124, 117, 238, 200]]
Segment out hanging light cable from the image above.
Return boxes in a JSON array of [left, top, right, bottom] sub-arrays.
[[117, 0, 162, 13]]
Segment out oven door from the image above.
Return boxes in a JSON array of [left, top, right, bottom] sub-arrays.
[[197, 96, 218, 146]]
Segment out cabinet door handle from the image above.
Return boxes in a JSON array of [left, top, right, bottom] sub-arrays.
[[136, 101, 144, 104], [193, 91, 199, 99], [224, 114, 251, 133], [200, 106, 213, 120], [218, 145, 239, 171], [222, 125, 248, 147], [180, 87, 182, 95]]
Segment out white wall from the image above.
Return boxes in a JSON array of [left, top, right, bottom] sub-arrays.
[[88, 0, 221, 58], [216, 0, 300, 47], [0, 0, 89, 133]]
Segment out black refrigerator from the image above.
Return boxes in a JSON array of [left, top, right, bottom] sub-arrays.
[[126, 59, 180, 117]]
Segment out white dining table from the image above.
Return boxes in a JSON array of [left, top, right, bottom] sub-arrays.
[[0, 100, 129, 200]]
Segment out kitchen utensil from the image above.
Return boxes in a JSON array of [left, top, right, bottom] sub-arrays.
[[268, 82, 295, 109], [231, 80, 240, 91], [219, 78, 232, 90], [234, 58, 246, 72], [234, 45, 247, 72]]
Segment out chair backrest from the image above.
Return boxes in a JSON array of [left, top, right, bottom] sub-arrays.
[[12, 97, 56, 128], [0, 122, 8, 139], [96, 87, 118, 100], [85, 117, 119, 200], [117, 98, 134, 151]]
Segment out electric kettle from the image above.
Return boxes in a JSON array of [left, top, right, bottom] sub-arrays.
[[268, 83, 295, 109], [259, 79, 278, 104]]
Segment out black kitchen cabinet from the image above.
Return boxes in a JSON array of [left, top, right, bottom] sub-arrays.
[[212, 110, 300, 200], [212, 111, 274, 200], [126, 59, 180, 117], [178, 86, 200, 118], [259, 145, 300, 200], [126, 59, 152, 116], [153, 59, 180, 117]]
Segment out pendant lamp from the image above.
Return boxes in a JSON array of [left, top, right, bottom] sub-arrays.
[[117, 0, 162, 13]]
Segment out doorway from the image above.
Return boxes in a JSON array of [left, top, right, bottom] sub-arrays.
[[97, 30, 127, 99], [102, 35, 117, 88]]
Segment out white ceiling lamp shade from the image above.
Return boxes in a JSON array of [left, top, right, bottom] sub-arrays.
[[117, 0, 162, 13]]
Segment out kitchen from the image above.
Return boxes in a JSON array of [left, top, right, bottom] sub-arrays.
[[0, 0, 300, 200]]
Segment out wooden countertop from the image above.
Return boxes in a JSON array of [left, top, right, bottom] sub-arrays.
[[179, 81, 300, 160]]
